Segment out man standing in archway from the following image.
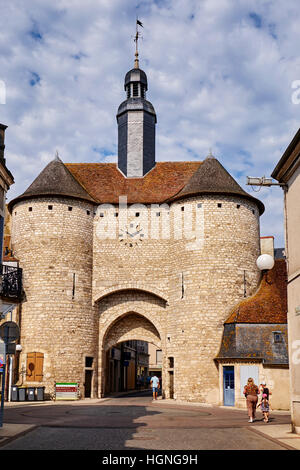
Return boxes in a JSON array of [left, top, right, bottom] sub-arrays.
[[150, 374, 160, 401]]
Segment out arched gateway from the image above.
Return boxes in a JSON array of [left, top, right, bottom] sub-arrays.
[[96, 289, 166, 398]]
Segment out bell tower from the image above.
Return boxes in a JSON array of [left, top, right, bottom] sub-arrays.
[[116, 23, 157, 177]]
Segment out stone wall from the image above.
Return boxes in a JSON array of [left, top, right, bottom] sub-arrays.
[[93, 193, 261, 403], [11, 197, 97, 397], [10, 190, 261, 403]]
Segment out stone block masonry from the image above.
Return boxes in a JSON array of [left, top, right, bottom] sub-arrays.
[[11, 197, 98, 398], [10, 191, 261, 402]]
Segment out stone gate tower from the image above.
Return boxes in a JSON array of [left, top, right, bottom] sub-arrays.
[[8, 51, 265, 403]]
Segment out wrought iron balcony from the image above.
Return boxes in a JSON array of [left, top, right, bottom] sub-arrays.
[[0, 264, 23, 301]]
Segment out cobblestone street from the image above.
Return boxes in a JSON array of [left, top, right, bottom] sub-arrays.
[[0, 391, 296, 451]]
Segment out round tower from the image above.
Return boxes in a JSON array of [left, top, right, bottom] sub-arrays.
[[163, 154, 264, 403], [9, 156, 98, 398]]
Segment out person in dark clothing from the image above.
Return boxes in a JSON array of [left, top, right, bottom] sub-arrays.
[[259, 381, 272, 400]]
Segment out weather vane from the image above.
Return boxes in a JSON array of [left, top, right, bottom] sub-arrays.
[[134, 18, 143, 68]]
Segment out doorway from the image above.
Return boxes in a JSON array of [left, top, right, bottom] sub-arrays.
[[223, 366, 235, 406], [169, 371, 174, 399], [84, 356, 94, 398], [84, 370, 93, 398]]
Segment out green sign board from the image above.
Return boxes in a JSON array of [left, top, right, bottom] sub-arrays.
[[55, 382, 79, 400]]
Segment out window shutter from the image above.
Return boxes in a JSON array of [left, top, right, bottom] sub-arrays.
[[35, 353, 44, 382], [240, 365, 259, 397], [26, 352, 44, 382], [26, 352, 35, 381]]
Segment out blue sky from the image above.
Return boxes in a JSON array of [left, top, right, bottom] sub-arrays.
[[1, 0, 300, 247]]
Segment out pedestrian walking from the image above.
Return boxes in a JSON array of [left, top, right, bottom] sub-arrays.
[[243, 377, 259, 423], [257, 393, 273, 423], [259, 381, 272, 400], [150, 375, 160, 401]]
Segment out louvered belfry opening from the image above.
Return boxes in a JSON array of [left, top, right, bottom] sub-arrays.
[[125, 82, 146, 99]]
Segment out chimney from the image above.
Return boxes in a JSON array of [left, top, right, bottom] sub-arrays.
[[0, 123, 7, 164], [260, 236, 274, 257]]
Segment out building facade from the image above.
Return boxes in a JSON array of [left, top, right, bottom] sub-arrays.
[[0, 123, 22, 401], [148, 343, 162, 380], [216, 255, 289, 410], [7, 59, 273, 405], [272, 128, 300, 431]]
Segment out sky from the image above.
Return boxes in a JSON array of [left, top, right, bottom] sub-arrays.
[[0, 0, 300, 247]]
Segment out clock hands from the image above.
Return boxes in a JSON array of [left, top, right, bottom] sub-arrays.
[[125, 230, 134, 237], [131, 229, 143, 237], [119, 225, 143, 245], [120, 228, 143, 238]]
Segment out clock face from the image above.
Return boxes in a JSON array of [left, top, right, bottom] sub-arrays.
[[119, 222, 144, 247]]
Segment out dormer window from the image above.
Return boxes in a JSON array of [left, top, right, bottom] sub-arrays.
[[273, 331, 283, 343]]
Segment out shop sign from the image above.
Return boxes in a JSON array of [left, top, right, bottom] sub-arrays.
[[0, 340, 5, 373], [55, 383, 79, 400]]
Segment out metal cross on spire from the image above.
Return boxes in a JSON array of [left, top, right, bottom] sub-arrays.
[[134, 18, 143, 68]]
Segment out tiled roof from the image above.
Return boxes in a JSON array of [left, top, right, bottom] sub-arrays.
[[167, 157, 264, 214], [225, 259, 287, 324], [8, 158, 264, 212], [65, 161, 201, 204], [216, 323, 288, 364], [8, 156, 96, 211]]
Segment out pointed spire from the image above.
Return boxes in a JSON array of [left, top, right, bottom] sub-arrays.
[[206, 148, 215, 159], [134, 18, 143, 69], [134, 50, 139, 69]]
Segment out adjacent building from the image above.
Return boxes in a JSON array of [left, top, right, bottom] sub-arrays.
[[0, 123, 17, 306], [271, 127, 300, 432], [216, 254, 289, 410], [0, 123, 22, 399], [105, 340, 149, 395], [148, 343, 162, 380]]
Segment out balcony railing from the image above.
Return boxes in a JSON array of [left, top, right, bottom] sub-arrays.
[[0, 264, 23, 301]]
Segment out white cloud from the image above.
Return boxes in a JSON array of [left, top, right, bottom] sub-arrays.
[[1, 0, 300, 247]]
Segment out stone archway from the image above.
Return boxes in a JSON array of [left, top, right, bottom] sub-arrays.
[[99, 311, 163, 397], [103, 312, 162, 351]]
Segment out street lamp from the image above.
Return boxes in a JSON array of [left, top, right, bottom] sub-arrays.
[[256, 254, 274, 284], [256, 254, 275, 271]]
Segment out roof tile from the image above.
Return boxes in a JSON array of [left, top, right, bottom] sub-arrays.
[[225, 259, 287, 324]]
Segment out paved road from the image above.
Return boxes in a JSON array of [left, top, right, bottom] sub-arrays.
[[0, 391, 293, 450]]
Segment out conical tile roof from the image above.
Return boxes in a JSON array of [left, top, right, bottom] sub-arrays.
[[8, 156, 96, 211], [166, 156, 264, 214]]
